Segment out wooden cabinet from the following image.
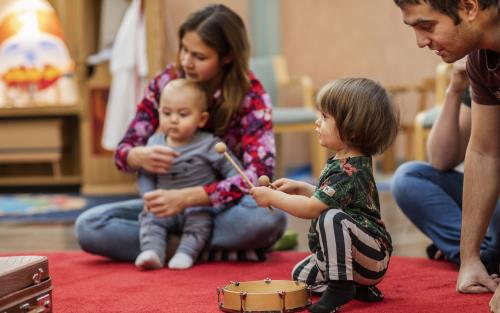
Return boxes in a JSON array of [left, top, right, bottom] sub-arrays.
[[0, 105, 82, 186]]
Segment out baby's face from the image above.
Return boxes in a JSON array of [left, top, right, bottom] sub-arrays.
[[158, 88, 208, 145]]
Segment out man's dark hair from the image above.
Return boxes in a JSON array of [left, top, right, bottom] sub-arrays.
[[393, 0, 497, 24]]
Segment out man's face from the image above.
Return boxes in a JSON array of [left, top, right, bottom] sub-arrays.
[[400, 3, 478, 63]]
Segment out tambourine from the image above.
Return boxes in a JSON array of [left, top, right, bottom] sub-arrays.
[[217, 278, 311, 312]]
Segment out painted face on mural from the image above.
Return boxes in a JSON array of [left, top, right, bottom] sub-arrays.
[[0, 0, 74, 91]]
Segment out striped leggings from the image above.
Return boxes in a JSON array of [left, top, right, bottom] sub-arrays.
[[292, 209, 390, 292]]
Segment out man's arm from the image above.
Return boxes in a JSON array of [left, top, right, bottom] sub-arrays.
[[457, 102, 500, 293], [427, 59, 471, 170]]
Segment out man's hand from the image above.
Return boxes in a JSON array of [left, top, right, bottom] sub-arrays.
[[143, 189, 185, 218], [448, 57, 469, 94], [457, 259, 499, 293], [128, 146, 180, 173]]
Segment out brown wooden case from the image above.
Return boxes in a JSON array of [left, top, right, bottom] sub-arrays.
[[0, 256, 53, 313]]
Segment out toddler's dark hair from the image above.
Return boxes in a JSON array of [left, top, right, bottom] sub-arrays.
[[316, 78, 399, 156]]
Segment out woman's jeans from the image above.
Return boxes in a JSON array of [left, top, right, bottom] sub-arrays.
[[74, 195, 287, 261], [391, 161, 500, 264]]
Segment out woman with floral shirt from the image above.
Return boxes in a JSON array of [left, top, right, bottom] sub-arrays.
[[75, 4, 286, 263]]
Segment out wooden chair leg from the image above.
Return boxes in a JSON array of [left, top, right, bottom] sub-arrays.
[[310, 133, 326, 178], [414, 114, 427, 161], [52, 160, 61, 177], [405, 128, 414, 163], [274, 134, 286, 179], [381, 144, 396, 173]]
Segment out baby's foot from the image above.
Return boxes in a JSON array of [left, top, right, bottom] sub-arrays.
[[135, 250, 163, 270], [168, 252, 194, 269]]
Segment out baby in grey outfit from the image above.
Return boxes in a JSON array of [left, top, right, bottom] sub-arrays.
[[135, 79, 238, 270]]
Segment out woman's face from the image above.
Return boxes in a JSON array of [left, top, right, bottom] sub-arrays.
[[179, 31, 222, 83]]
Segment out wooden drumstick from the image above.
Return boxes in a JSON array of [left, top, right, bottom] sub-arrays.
[[215, 142, 255, 188], [215, 143, 273, 212]]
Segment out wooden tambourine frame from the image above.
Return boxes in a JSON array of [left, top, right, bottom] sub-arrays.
[[217, 278, 311, 313]]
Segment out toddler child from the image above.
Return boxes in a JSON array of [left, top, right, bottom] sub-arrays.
[[251, 78, 399, 312]]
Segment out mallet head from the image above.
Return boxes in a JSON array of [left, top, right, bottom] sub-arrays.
[[258, 175, 271, 187], [214, 142, 227, 154]]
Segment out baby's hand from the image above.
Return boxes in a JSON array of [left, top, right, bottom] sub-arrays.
[[250, 186, 274, 208]]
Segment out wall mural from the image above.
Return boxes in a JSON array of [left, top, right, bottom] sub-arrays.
[[0, 0, 77, 107]]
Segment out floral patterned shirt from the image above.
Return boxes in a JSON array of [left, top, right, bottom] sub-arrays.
[[309, 156, 393, 255], [115, 63, 276, 207]]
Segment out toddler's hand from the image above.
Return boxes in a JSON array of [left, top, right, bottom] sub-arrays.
[[273, 178, 315, 197], [250, 186, 273, 208]]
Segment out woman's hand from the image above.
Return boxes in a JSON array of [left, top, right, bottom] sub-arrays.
[[250, 186, 275, 208], [272, 178, 315, 197], [143, 189, 185, 218], [128, 146, 180, 173]]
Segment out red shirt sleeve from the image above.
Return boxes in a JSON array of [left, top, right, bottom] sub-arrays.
[[114, 64, 180, 171], [202, 73, 276, 206]]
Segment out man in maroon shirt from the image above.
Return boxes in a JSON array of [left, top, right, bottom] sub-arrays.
[[394, 0, 500, 311]]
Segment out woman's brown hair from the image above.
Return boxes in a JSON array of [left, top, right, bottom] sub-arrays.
[[177, 4, 250, 135], [317, 78, 400, 156]]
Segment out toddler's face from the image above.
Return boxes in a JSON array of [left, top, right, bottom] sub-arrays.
[[315, 111, 346, 151], [159, 88, 208, 145]]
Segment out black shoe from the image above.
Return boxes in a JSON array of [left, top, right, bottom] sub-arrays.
[[308, 280, 355, 313], [355, 285, 384, 302], [480, 249, 499, 275], [426, 243, 446, 261]]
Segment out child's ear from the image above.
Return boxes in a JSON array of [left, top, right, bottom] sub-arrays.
[[197, 112, 209, 128]]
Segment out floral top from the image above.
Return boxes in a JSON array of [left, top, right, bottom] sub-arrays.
[[115, 64, 275, 207], [309, 156, 392, 255]]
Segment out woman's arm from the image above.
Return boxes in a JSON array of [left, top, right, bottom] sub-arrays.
[[115, 65, 180, 172], [251, 187, 328, 219]]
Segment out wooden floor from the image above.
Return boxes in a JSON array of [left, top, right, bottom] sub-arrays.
[[0, 190, 431, 258]]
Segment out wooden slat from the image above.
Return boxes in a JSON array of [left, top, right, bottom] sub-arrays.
[[0, 175, 81, 186], [0, 152, 61, 163]]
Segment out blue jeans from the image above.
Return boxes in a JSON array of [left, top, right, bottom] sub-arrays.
[[74, 195, 287, 261], [391, 161, 500, 264]]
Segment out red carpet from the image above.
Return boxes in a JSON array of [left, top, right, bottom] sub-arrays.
[[6, 251, 490, 312]]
